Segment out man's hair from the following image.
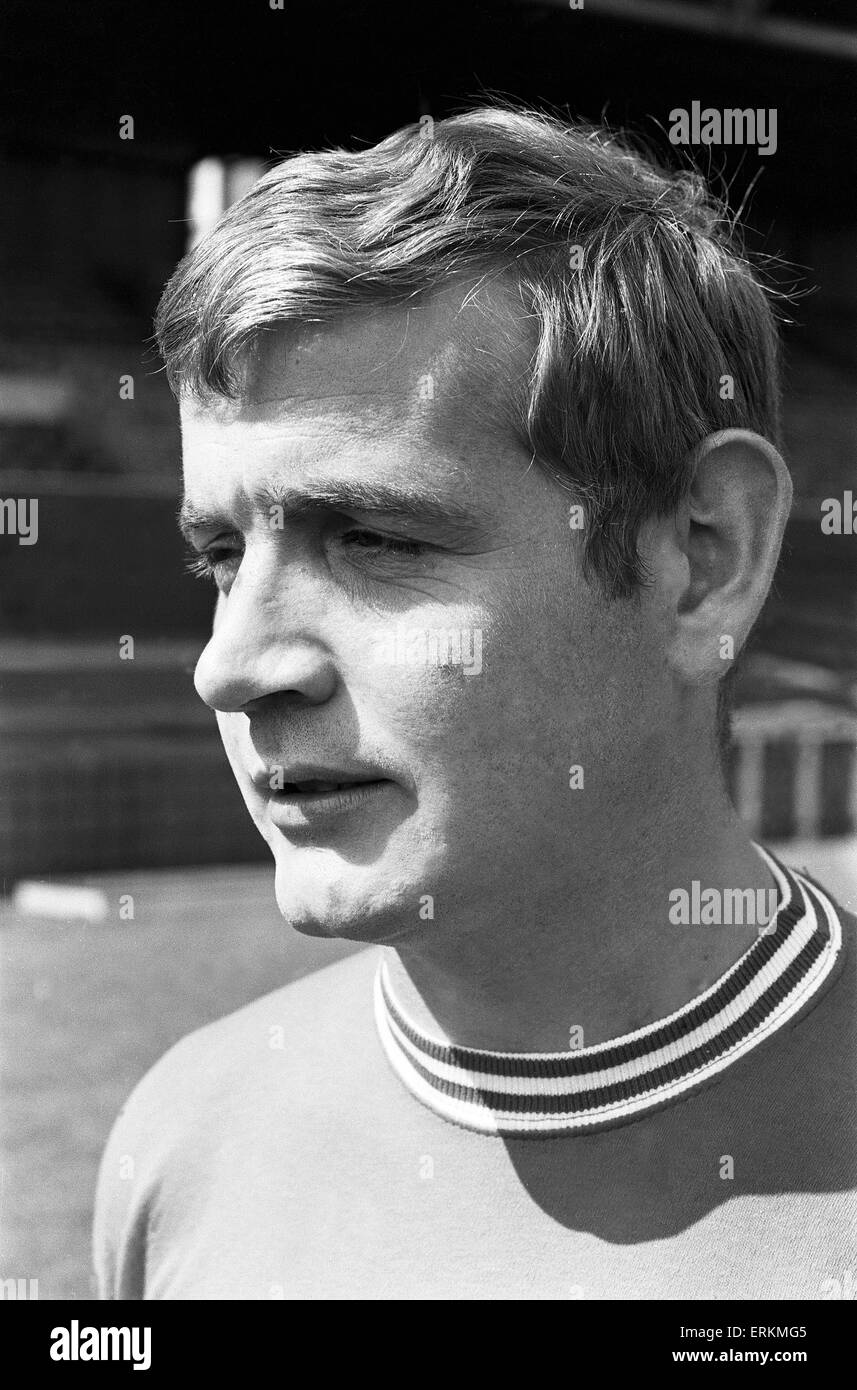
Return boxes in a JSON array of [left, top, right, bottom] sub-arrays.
[[157, 103, 786, 746]]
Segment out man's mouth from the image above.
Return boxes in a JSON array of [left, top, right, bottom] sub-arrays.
[[260, 773, 395, 832], [251, 763, 390, 795], [285, 779, 374, 794]]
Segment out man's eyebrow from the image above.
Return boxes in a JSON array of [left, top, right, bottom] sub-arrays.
[[179, 480, 487, 541]]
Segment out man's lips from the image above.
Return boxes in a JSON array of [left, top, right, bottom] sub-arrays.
[[250, 767, 388, 789], [279, 777, 377, 794], [250, 765, 390, 796], [256, 773, 396, 832]]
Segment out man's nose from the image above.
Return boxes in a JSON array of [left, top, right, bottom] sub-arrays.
[[193, 565, 338, 712]]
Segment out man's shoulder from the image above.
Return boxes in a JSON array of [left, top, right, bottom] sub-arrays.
[[159, 942, 374, 1086], [106, 945, 379, 1151], [93, 945, 382, 1296]]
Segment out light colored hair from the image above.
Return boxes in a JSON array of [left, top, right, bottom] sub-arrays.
[[157, 103, 784, 610]]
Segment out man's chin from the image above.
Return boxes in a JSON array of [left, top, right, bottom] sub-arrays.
[[271, 859, 418, 945], [275, 900, 417, 946]]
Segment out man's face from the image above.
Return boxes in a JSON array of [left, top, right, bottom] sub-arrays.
[[180, 286, 669, 944]]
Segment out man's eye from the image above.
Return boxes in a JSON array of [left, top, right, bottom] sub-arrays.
[[185, 544, 242, 584], [340, 528, 427, 558]]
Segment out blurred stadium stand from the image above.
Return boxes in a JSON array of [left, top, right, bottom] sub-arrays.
[[1, 0, 855, 876]]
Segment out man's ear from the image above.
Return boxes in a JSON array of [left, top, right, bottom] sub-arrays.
[[667, 428, 792, 685]]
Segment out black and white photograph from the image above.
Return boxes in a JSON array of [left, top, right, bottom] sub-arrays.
[[1, 0, 855, 1339]]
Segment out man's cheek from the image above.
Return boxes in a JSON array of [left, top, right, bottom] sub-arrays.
[[374, 663, 486, 751]]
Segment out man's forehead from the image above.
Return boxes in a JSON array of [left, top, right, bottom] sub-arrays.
[[180, 278, 531, 445]]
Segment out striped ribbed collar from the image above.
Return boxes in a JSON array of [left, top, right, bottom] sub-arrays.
[[374, 848, 843, 1137]]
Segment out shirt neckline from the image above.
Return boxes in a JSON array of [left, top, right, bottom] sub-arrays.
[[373, 847, 843, 1137]]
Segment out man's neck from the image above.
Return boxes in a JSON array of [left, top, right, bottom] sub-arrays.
[[384, 796, 779, 1052]]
